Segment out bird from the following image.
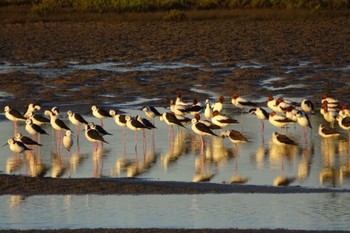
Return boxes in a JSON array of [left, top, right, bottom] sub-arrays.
[[204, 99, 213, 119], [110, 109, 129, 154], [142, 106, 161, 123], [267, 96, 280, 112], [91, 105, 111, 127], [67, 110, 88, 139], [191, 117, 218, 151], [193, 114, 221, 130], [23, 103, 41, 118], [50, 106, 60, 116], [321, 94, 340, 108], [185, 99, 203, 115], [63, 130, 74, 152], [126, 115, 148, 132], [272, 132, 297, 146], [14, 133, 42, 147], [137, 115, 156, 130], [220, 129, 248, 144], [110, 110, 128, 128], [301, 99, 314, 114], [274, 97, 294, 113], [27, 111, 50, 126], [160, 111, 186, 140], [211, 110, 239, 128], [45, 109, 71, 149], [318, 124, 341, 138], [4, 105, 26, 135], [88, 122, 112, 136], [45, 109, 71, 132], [160, 112, 186, 128], [339, 105, 350, 118], [336, 115, 350, 141], [175, 94, 191, 106], [321, 104, 338, 128], [296, 110, 312, 141], [3, 138, 32, 154], [212, 96, 224, 113], [67, 110, 88, 134], [125, 115, 149, 151], [25, 118, 49, 137], [170, 99, 188, 116], [268, 111, 295, 130], [84, 124, 108, 152], [231, 93, 257, 111], [249, 107, 269, 130]]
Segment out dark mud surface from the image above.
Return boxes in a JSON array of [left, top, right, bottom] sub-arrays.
[[0, 11, 349, 113], [1, 9, 350, 233]]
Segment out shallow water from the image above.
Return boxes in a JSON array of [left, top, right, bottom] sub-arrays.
[[1, 193, 350, 230], [1, 102, 349, 189]]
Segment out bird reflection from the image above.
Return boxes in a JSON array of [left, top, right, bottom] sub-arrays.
[[193, 153, 214, 182], [161, 130, 189, 171], [24, 152, 48, 177], [205, 136, 232, 166], [297, 145, 313, 181], [319, 137, 343, 186], [51, 152, 66, 178], [254, 145, 267, 169], [68, 151, 87, 177], [6, 155, 23, 174], [9, 195, 26, 208], [269, 136, 298, 186], [126, 149, 157, 177]]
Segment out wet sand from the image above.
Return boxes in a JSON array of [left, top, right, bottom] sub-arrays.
[[1, 9, 350, 233]]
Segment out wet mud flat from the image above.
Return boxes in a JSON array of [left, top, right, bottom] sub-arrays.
[[0, 10, 350, 111]]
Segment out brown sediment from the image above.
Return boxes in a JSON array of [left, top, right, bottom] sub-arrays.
[[0, 9, 349, 113]]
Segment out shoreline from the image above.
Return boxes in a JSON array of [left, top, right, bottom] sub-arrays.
[[1, 174, 349, 196]]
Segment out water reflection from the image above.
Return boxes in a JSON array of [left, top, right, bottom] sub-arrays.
[[2, 193, 350, 230], [1, 105, 350, 189]]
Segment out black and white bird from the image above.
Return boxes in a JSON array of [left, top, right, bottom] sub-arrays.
[[142, 106, 161, 122], [220, 129, 248, 144], [45, 109, 71, 147], [211, 110, 239, 128], [45, 109, 71, 132], [137, 115, 156, 130], [231, 93, 257, 112], [318, 124, 341, 138], [91, 105, 111, 127], [301, 99, 314, 114], [14, 133, 42, 147], [23, 103, 41, 118], [67, 110, 88, 140], [27, 111, 50, 126], [4, 105, 26, 134], [25, 119, 49, 137], [249, 107, 269, 132], [88, 122, 112, 136], [4, 138, 31, 154], [191, 117, 218, 150], [67, 110, 88, 130], [160, 112, 186, 128], [84, 124, 108, 152], [272, 132, 297, 146]]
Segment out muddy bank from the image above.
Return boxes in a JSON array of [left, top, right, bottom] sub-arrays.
[[0, 11, 349, 112]]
